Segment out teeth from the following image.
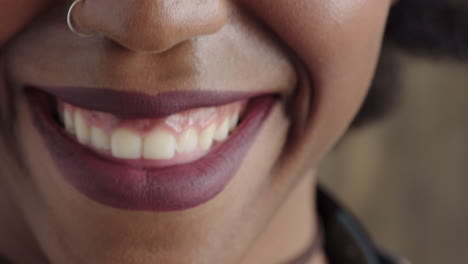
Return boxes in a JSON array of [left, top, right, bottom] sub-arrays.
[[63, 109, 75, 134], [229, 112, 239, 131], [111, 129, 142, 159], [90, 127, 110, 151], [199, 124, 216, 150], [61, 102, 244, 161], [214, 118, 229, 142], [176, 128, 198, 154], [143, 130, 176, 160], [75, 111, 90, 144]]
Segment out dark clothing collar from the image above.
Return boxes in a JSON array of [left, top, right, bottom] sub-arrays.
[[316, 187, 409, 264]]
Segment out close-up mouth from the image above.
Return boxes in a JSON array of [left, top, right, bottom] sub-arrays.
[[24, 86, 277, 211], [1, 0, 460, 263]]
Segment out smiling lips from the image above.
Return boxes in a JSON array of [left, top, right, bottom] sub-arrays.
[[60, 99, 244, 167], [26, 87, 275, 211]]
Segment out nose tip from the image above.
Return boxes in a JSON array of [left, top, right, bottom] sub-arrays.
[[77, 0, 229, 52]]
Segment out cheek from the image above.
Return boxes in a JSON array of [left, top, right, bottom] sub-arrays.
[[241, 0, 392, 99], [0, 0, 56, 46], [240, 0, 392, 163], [240, 0, 391, 74]]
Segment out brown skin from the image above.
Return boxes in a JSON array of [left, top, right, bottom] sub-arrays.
[[0, 0, 392, 263]]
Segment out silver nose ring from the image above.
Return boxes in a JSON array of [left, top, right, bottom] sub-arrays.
[[67, 0, 95, 38]]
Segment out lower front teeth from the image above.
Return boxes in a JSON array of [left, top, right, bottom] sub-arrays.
[[61, 102, 243, 161]]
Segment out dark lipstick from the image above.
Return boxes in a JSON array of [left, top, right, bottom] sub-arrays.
[[25, 87, 275, 211]]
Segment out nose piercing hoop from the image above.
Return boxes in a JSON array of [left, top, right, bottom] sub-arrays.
[[67, 0, 95, 37]]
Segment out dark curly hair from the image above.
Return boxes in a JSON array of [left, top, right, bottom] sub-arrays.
[[351, 0, 468, 128]]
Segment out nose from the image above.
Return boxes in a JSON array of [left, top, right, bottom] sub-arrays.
[[72, 0, 229, 52]]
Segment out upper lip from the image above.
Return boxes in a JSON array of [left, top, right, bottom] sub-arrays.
[[27, 86, 268, 118]]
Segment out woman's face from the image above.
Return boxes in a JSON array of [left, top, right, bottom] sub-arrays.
[[0, 0, 392, 263]]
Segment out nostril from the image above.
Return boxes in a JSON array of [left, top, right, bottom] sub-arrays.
[[80, 0, 229, 53], [68, 0, 97, 38]]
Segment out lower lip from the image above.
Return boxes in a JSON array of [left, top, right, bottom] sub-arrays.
[[26, 89, 275, 211]]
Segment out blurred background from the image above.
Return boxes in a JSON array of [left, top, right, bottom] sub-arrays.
[[319, 52, 467, 264]]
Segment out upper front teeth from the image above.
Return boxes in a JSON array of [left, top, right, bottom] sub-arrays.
[[60, 101, 243, 161], [176, 128, 198, 154], [199, 124, 216, 151], [75, 111, 90, 145], [111, 128, 142, 159], [213, 119, 229, 142], [143, 129, 176, 160], [90, 127, 111, 151], [64, 110, 74, 134]]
